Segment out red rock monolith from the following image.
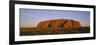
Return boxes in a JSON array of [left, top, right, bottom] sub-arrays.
[[36, 19, 80, 29]]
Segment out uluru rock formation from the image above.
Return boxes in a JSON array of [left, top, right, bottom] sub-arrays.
[[37, 19, 80, 29]]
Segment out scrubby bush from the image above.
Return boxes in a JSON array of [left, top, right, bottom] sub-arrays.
[[20, 27, 90, 36]]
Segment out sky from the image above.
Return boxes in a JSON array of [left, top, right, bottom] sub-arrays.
[[19, 8, 90, 28]]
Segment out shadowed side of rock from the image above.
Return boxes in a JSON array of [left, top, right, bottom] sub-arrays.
[[72, 21, 80, 29]]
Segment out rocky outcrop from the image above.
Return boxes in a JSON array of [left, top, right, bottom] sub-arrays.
[[63, 20, 73, 29], [37, 19, 80, 29], [50, 19, 66, 28], [37, 21, 51, 29]]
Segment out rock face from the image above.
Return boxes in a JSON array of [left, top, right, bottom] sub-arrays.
[[37, 19, 80, 29], [37, 21, 51, 29]]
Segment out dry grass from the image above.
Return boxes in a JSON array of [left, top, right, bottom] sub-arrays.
[[20, 27, 90, 36]]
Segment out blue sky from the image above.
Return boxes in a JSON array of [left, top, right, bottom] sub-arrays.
[[19, 8, 90, 28]]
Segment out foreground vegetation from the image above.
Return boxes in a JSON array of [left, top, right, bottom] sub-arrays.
[[20, 27, 90, 36]]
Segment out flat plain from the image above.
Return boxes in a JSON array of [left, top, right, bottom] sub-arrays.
[[20, 27, 90, 36]]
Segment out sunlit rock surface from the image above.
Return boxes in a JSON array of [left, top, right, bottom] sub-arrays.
[[37, 19, 80, 29]]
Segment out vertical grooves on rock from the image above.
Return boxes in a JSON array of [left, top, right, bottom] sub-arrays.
[[36, 19, 80, 29]]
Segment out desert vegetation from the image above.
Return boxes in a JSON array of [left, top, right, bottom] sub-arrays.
[[20, 27, 90, 36]]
